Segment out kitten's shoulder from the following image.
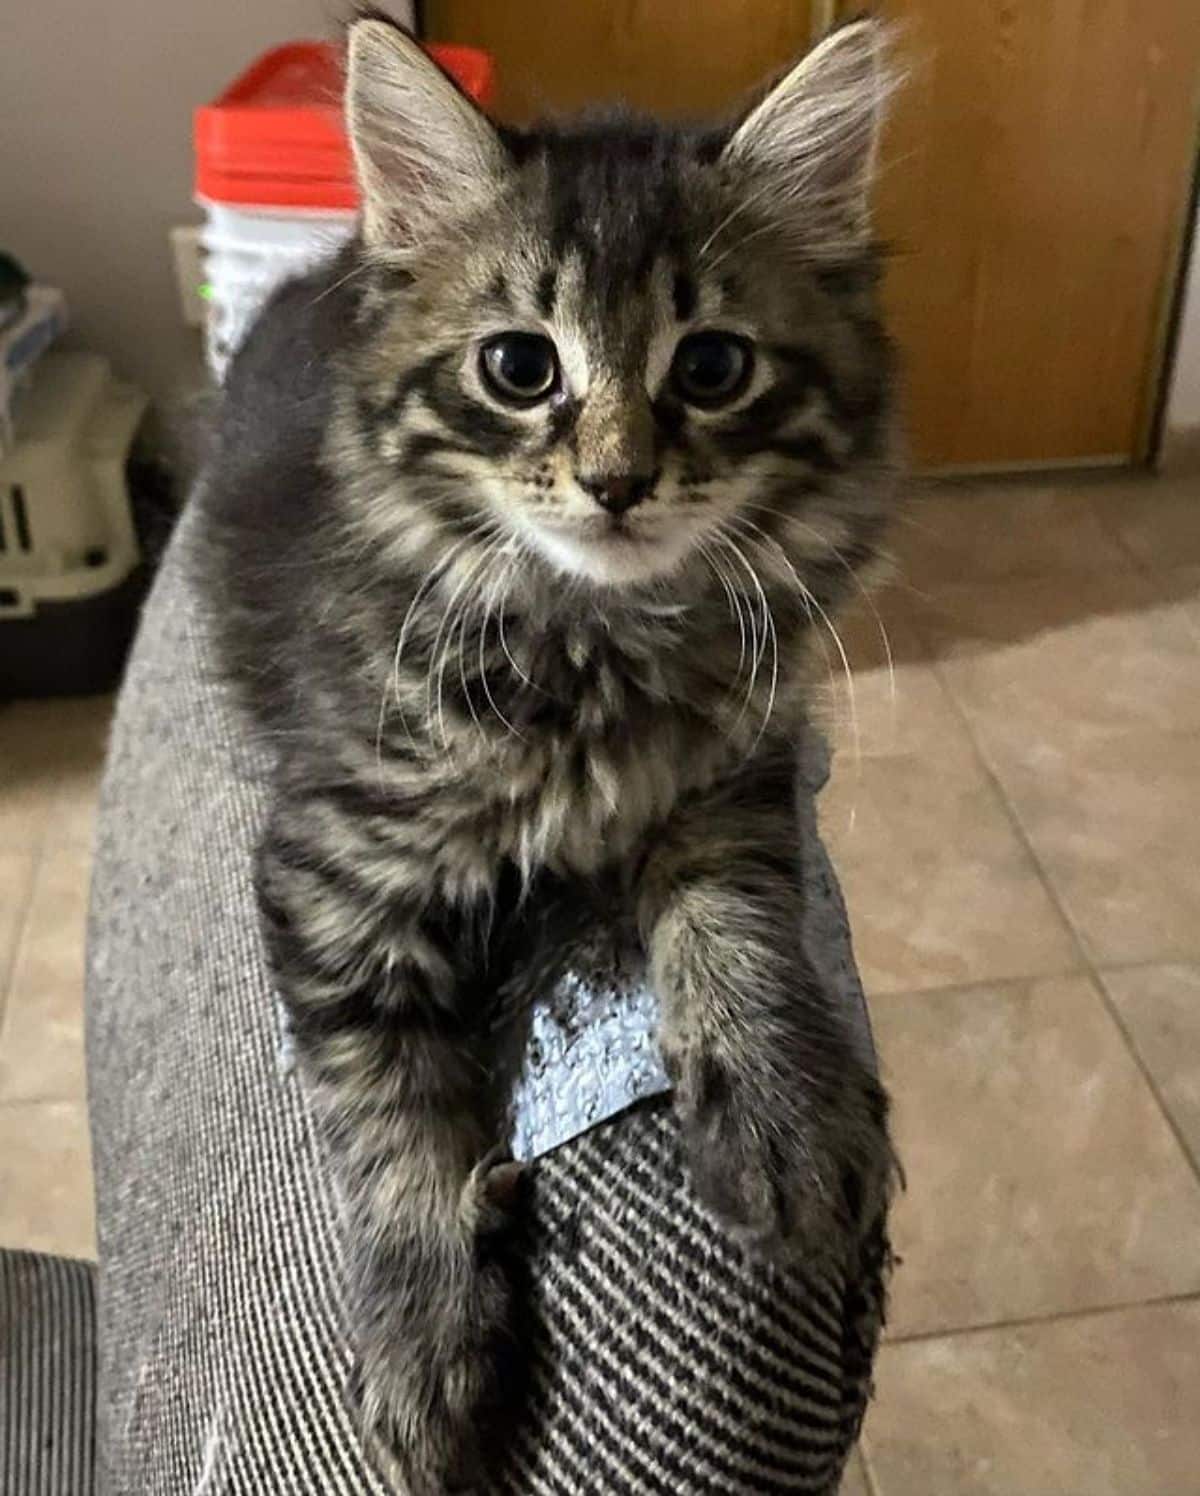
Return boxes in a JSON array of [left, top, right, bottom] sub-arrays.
[[192, 246, 365, 715], [213, 245, 362, 465]]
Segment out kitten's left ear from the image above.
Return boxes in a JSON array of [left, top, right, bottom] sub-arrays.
[[721, 20, 895, 251], [345, 17, 509, 248]]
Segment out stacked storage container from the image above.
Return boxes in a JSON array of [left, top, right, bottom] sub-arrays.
[[0, 353, 148, 696], [1, 283, 69, 454], [194, 40, 494, 380]]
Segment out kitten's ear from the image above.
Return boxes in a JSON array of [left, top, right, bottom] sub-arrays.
[[721, 20, 894, 252], [345, 17, 508, 247]]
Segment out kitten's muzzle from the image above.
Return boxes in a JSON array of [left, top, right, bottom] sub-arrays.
[[576, 470, 659, 516]]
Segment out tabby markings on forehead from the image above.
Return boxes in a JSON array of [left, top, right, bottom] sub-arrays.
[[535, 267, 558, 318]]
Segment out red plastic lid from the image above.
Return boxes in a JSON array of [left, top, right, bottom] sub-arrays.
[[195, 40, 494, 210]]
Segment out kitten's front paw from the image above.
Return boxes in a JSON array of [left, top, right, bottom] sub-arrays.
[[352, 1158, 525, 1494], [668, 1040, 892, 1258], [355, 1333, 502, 1496]]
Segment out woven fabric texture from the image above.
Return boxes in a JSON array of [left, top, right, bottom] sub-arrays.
[[0, 1249, 97, 1496]]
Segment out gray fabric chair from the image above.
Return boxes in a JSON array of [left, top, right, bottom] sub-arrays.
[[0, 1250, 96, 1496], [5, 506, 889, 1494]]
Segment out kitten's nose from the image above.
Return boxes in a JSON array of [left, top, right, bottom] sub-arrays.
[[577, 471, 658, 515]]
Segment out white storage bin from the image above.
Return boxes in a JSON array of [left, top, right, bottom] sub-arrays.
[[199, 200, 355, 381]]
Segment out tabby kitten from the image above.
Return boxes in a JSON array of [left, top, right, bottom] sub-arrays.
[[200, 14, 898, 1492]]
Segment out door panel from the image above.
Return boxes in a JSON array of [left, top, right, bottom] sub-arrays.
[[428, 1, 812, 121], [866, 0, 1200, 466], [428, 0, 1200, 468]]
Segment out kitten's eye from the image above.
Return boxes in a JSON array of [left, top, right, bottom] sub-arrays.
[[480, 333, 559, 405], [671, 332, 753, 408]]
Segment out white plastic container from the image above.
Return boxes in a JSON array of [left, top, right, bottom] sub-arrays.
[[194, 39, 490, 381], [199, 200, 355, 380]]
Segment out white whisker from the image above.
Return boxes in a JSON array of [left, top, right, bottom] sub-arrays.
[[713, 534, 762, 724], [738, 499, 897, 735], [712, 530, 778, 743], [697, 539, 748, 682], [496, 553, 545, 695], [477, 552, 525, 742], [426, 537, 501, 754], [789, 514, 896, 737], [725, 513, 861, 780], [375, 531, 478, 773]]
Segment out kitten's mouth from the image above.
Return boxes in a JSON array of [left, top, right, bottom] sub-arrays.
[[583, 516, 666, 562], [522, 509, 686, 585], [598, 516, 645, 544]]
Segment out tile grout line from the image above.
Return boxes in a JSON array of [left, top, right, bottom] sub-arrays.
[[864, 958, 1091, 1007], [911, 614, 1200, 1191], [872, 633, 1093, 981], [968, 736, 1200, 1191], [857, 1440, 883, 1496], [0, 827, 50, 1050], [866, 955, 1200, 1007], [883, 1287, 1200, 1348], [1079, 952, 1200, 977], [0, 843, 94, 1109], [1090, 968, 1200, 1183], [0, 1097, 81, 1114], [1079, 485, 1199, 582]]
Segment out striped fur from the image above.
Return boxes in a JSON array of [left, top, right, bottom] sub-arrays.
[[199, 15, 899, 1491]]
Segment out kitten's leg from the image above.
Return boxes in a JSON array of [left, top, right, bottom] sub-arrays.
[[638, 754, 892, 1253], [257, 802, 518, 1494]]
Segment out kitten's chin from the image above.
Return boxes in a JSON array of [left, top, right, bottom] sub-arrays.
[[528, 523, 692, 587]]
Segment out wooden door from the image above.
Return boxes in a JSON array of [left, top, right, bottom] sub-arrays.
[[426, 0, 1200, 469], [867, 0, 1200, 467], [427, 1, 814, 121]]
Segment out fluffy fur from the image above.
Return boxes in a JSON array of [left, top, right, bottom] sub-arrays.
[[198, 16, 899, 1492]]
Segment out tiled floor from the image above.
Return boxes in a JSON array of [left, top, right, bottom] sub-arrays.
[[1, 693, 108, 1260], [2, 471, 1199, 1491]]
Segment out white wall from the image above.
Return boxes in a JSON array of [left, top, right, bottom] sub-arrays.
[[1167, 199, 1200, 434], [1, 2, 412, 400]]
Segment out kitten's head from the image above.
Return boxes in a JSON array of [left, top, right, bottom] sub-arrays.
[[338, 16, 897, 592]]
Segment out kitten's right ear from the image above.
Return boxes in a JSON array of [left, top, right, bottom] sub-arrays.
[[721, 20, 895, 255], [345, 17, 508, 248]]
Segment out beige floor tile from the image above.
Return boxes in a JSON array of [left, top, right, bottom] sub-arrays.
[[911, 572, 1200, 759], [0, 696, 112, 850], [1164, 565, 1200, 641], [1088, 472, 1200, 568], [839, 1448, 872, 1496], [0, 1100, 96, 1259], [0, 730, 57, 848], [0, 846, 92, 1103], [1100, 964, 1200, 1171], [0, 851, 37, 1000], [873, 975, 1200, 1339], [864, 1302, 1200, 1496], [817, 594, 976, 763], [819, 752, 1078, 995], [892, 482, 1130, 587], [990, 731, 1200, 966]]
